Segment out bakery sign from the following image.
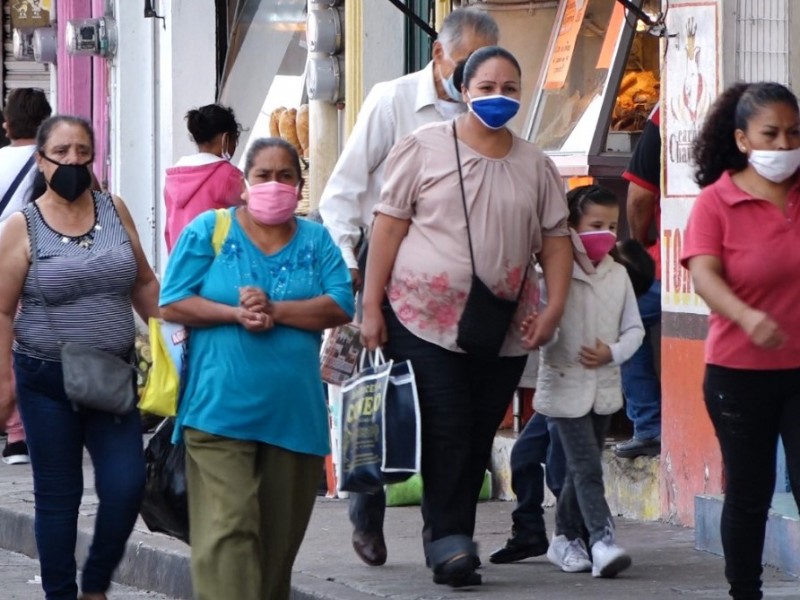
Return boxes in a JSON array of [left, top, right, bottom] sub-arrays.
[[10, 0, 52, 29]]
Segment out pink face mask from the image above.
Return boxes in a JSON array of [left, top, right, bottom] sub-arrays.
[[578, 230, 617, 263], [246, 181, 299, 225]]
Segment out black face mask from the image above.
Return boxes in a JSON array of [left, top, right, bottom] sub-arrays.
[[41, 154, 93, 202]]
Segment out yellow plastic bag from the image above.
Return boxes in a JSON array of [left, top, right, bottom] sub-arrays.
[[138, 319, 187, 417], [138, 209, 232, 416]]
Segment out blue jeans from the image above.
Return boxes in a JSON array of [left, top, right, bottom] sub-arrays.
[[621, 280, 662, 440], [509, 411, 566, 539], [14, 352, 145, 600]]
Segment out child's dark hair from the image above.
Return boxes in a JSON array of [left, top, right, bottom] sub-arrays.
[[185, 104, 240, 145], [616, 239, 656, 298], [566, 184, 619, 228], [693, 82, 799, 188]]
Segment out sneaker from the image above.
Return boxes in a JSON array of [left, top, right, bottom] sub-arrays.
[[614, 436, 661, 459], [591, 527, 632, 578], [2, 441, 30, 465], [547, 534, 592, 573]]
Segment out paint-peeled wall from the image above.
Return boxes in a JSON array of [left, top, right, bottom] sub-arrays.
[[659, 0, 723, 526]]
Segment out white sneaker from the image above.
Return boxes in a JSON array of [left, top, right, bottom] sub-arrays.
[[591, 527, 631, 578], [546, 534, 592, 573]]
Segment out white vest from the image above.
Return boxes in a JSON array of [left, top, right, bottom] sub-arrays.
[[535, 256, 632, 418]]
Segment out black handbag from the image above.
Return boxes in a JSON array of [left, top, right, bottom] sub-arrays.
[[28, 207, 138, 415], [452, 122, 528, 357]]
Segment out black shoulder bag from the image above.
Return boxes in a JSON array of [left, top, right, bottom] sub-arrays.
[[27, 206, 138, 415], [453, 121, 528, 357]]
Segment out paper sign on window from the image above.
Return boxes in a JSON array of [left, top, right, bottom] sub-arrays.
[[543, 0, 589, 90]]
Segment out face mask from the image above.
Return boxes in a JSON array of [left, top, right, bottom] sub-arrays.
[[467, 94, 520, 130], [247, 181, 299, 225], [435, 99, 464, 120], [748, 147, 800, 183], [441, 69, 463, 103], [578, 230, 617, 264], [41, 154, 93, 203]]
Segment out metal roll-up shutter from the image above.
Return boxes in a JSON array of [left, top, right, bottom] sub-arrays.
[[2, 1, 51, 100]]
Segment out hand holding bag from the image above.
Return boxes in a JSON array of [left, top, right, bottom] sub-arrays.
[[28, 206, 138, 415], [452, 122, 528, 357]]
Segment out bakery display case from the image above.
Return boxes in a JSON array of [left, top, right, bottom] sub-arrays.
[[523, 0, 660, 177]]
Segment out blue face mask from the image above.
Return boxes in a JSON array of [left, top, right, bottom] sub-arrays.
[[468, 94, 521, 130]]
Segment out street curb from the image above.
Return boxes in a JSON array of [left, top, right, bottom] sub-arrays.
[[0, 504, 372, 600]]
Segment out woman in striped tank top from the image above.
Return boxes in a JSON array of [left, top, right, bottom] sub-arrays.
[[0, 115, 160, 600]]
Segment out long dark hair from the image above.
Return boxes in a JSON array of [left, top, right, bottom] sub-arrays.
[[693, 82, 799, 188], [461, 46, 522, 91]]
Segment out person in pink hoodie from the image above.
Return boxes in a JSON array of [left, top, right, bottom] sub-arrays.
[[164, 104, 245, 251]]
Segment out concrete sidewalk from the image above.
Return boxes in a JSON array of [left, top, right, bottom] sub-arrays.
[[0, 453, 798, 600]]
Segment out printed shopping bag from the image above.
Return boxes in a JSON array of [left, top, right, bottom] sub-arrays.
[[138, 319, 188, 417], [339, 349, 421, 493], [140, 418, 189, 543]]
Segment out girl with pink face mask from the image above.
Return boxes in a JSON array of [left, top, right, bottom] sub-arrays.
[[523, 185, 644, 579], [159, 138, 354, 600]]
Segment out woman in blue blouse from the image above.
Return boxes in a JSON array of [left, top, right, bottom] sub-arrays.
[[160, 138, 354, 600]]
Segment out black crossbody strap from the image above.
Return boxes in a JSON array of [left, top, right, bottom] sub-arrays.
[[451, 121, 529, 302], [0, 154, 36, 217]]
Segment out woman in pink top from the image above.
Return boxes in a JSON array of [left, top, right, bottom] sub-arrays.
[[164, 104, 244, 251], [361, 46, 573, 588], [682, 82, 800, 600]]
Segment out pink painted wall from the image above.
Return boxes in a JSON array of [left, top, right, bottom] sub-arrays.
[[55, 0, 110, 188]]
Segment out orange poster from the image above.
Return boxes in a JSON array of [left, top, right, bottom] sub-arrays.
[[596, 1, 626, 70], [543, 0, 589, 90]]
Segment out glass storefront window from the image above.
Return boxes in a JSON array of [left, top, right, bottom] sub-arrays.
[[526, 0, 627, 153]]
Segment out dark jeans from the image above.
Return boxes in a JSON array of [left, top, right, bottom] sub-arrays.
[[620, 280, 662, 440], [348, 490, 386, 534], [703, 365, 800, 600], [14, 352, 146, 600], [383, 306, 526, 556], [551, 412, 613, 546], [509, 411, 566, 539]]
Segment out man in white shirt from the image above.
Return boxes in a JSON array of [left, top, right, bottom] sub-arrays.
[[319, 7, 499, 567], [0, 89, 51, 226], [0, 88, 51, 466]]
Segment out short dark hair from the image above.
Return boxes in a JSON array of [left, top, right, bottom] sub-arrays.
[[36, 115, 95, 155], [185, 104, 240, 144], [244, 137, 303, 181], [693, 82, 799, 188], [3, 88, 52, 139], [461, 46, 521, 91], [566, 184, 618, 228]]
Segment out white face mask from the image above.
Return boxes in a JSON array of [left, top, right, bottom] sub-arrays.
[[434, 98, 465, 120], [748, 147, 800, 183]]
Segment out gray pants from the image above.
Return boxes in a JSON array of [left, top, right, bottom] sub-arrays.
[[551, 412, 613, 547]]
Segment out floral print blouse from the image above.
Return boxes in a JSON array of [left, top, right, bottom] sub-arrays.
[[374, 120, 569, 356]]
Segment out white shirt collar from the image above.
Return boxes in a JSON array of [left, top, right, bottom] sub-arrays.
[[415, 62, 440, 113]]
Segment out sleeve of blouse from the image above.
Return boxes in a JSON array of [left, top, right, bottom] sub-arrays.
[[372, 133, 424, 220], [537, 155, 570, 237], [680, 189, 723, 268], [159, 211, 217, 306]]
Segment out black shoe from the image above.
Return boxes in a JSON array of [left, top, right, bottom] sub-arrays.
[[352, 530, 387, 566], [614, 437, 661, 459], [433, 553, 482, 588], [2, 441, 30, 465], [489, 535, 549, 564]]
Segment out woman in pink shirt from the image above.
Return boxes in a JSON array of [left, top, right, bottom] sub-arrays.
[[164, 104, 244, 251], [361, 46, 572, 588], [682, 82, 800, 600]]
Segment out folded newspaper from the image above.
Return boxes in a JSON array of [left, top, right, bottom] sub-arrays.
[[320, 323, 364, 385]]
